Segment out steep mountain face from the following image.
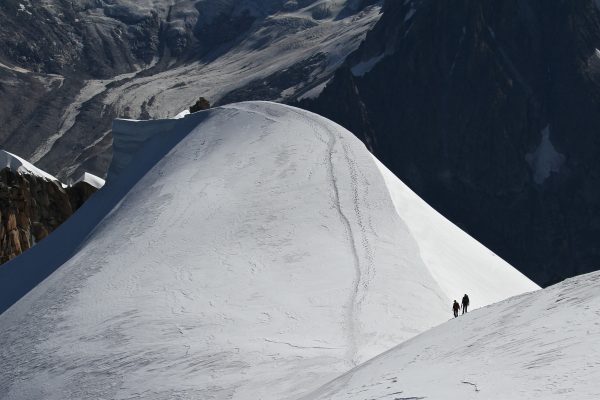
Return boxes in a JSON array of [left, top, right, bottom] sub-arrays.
[[300, 0, 600, 286], [0, 102, 537, 400], [0, 0, 382, 180], [0, 151, 100, 264]]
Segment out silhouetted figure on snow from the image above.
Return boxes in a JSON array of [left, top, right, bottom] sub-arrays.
[[462, 293, 470, 314], [452, 300, 460, 318]]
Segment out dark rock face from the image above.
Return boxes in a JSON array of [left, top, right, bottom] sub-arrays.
[[0, 169, 97, 264], [300, 0, 600, 286], [0, 0, 172, 181]]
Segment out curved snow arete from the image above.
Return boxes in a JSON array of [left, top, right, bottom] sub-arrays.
[[0, 102, 538, 400], [302, 270, 600, 400]]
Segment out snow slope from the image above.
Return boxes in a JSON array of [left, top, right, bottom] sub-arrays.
[[303, 270, 600, 400], [0, 102, 537, 400], [374, 158, 535, 308]]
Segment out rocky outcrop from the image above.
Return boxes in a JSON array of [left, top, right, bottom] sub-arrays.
[[0, 168, 97, 264], [189, 97, 211, 113], [300, 0, 600, 286]]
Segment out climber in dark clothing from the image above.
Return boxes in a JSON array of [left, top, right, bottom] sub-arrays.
[[462, 294, 470, 314], [452, 300, 460, 318]]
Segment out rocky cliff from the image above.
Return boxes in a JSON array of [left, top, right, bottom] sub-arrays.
[[0, 168, 97, 264], [299, 0, 600, 285]]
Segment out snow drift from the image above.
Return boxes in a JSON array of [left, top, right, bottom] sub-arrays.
[[303, 270, 600, 400], [0, 102, 537, 400]]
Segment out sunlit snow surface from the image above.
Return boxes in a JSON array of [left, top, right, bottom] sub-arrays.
[[0, 149, 58, 182], [72, 172, 106, 189], [0, 102, 537, 400], [303, 271, 600, 400]]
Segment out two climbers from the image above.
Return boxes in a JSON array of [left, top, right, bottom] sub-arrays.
[[452, 300, 460, 318], [452, 294, 470, 318]]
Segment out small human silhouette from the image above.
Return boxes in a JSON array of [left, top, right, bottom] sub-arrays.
[[452, 300, 460, 318], [462, 293, 470, 314]]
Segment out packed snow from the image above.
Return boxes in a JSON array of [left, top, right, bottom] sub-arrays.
[[0, 102, 537, 400], [71, 172, 105, 189], [0, 149, 58, 181], [303, 270, 600, 400], [374, 157, 538, 307]]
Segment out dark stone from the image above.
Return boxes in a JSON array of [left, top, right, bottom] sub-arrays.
[[299, 0, 600, 286], [190, 97, 211, 113]]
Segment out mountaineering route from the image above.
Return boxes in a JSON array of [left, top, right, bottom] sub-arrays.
[[462, 380, 480, 392], [289, 107, 373, 366]]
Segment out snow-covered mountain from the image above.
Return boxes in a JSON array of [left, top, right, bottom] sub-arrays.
[[303, 270, 600, 400], [0, 102, 537, 399], [0, 0, 381, 180]]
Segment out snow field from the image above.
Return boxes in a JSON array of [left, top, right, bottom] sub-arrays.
[[0, 102, 537, 400]]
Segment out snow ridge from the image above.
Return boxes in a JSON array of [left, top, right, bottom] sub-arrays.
[[0, 149, 58, 182], [302, 270, 600, 400]]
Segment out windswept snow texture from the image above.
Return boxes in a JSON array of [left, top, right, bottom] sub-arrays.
[[0, 149, 58, 181], [0, 102, 537, 400], [374, 157, 538, 307], [303, 271, 600, 400]]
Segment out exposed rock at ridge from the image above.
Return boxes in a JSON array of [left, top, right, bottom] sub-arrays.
[[299, 0, 600, 285], [189, 97, 211, 113], [0, 168, 98, 264]]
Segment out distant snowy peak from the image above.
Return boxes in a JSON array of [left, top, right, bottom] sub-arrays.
[[0, 149, 58, 182]]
